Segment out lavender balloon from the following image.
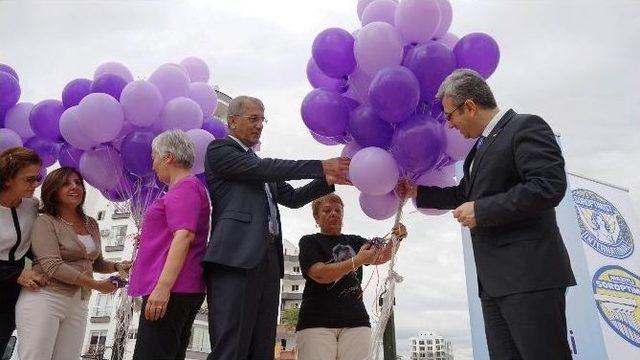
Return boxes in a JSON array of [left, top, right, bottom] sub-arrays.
[[395, 0, 441, 44], [433, 0, 453, 39], [437, 32, 459, 50], [354, 22, 404, 76], [348, 67, 373, 103], [180, 57, 210, 83], [369, 66, 420, 123], [79, 145, 123, 190], [444, 125, 475, 160], [149, 63, 191, 102], [29, 99, 64, 141], [119, 80, 163, 127], [160, 97, 204, 131], [357, 0, 376, 20], [404, 41, 456, 101], [312, 28, 356, 79], [0, 64, 19, 81], [77, 93, 124, 143], [202, 116, 228, 139], [24, 137, 59, 167], [0, 72, 20, 113], [59, 106, 99, 150], [306, 58, 348, 93], [0, 128, 23, 152], [62, 78, 92, 109], [349, 105, 393, 148], [349, 146, 399, 195], [58, 143, 84, 169], [361, 0, 397, 26], [94, 61, 133, 83], [300, 89, 350, 137], [454, 33, 500, 79], [188, 82, 218, 116], [186, 129, 215, 174], [121, 130, 155, 177], [360, 191, 400, 220], [5, 102, 35, 140], [390, 113, 446, 175], [91, 73, 127, 100], [341, 141, 363, 159]]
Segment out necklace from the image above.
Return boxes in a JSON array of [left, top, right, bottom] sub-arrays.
[[59, 215, 86, 227]]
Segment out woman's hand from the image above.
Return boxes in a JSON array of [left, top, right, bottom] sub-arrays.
[[93, 278, 118, 294], [145, 285, 170, 321], [392, 223, 408, 241], [17, 269, 49, 290], [354, 244, 379, 267]]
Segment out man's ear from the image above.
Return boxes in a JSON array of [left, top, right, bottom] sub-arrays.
[[228, 116, 236, 130]]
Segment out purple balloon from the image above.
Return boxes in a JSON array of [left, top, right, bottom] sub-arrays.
[[390, 113, 446, 175], [180, 57, 210, 83], [348, 67, 373, 103], [0, 64, 19, 82], [354, 22, 404, 76], [202, 116, 228, 139], [433, 0, 453, 39], [91, 73, 128, 100], [29, 99, 64, 141], [187, 129, 215, 174], [77, 93, 125, 143], [94, 62, 133, 83], [454, 33, 500, 79], [0, 72, 20, 114], [369, 66, 420, 123], [361, 0, 397, 26], [24, 137, 60, 167], [360, 191, 400, 220], [188, 82, 218, 116], [160, 97, 204, 131], [349, 105, 394, 148], [437, 32, 459, 50], [62, 78, 92, 108], [58, 143, 84, 169], [312, 28, 356, 79], [306, 58, 348, 93], [300, 89, 350, 137], [120, 80, 163, 127], [350, 147, 399, 195], [395, 0, 441, 44], [310, 131, 341, 146], [149, 63, 190, 102], [5, 102, 35, 140], [0, 128, 23, 152], [341, 141, 363, 159], [59, 106, 99, 150], [404, 41, 456, 101], [79, 145, 123, 190], [110, 121, 136, 151], [121, 130, 155, 177]]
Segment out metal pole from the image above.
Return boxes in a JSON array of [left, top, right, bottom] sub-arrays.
[[382, 300, 397, 360]]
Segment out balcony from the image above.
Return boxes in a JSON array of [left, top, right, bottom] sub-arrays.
[[281, 292, 302, 301], [81, 345, 106, 359], [284, 254, 298, 262], [90, 308, 111, 323], [283, 273, 303, 281], [111, 210, 130, 220]]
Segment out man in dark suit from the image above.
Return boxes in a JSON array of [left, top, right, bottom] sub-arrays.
[[203, 96, 350, 360], [397, 69, 576, 360]]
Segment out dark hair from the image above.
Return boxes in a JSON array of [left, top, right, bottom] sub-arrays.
[[0, 147, 42, 191], [311, 194, 344, 219], [40, 167, 87, 218]]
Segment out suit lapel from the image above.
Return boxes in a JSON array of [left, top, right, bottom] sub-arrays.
[[466, 109, 516, 196]]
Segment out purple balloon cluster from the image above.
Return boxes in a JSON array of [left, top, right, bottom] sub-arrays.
[[301, 0, 500, 220], [0, 58, 227, 211]]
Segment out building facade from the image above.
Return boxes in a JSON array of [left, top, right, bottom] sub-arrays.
[[409, 331, 454, 360]]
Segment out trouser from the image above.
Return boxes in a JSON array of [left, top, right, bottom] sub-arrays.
[[0, 280, 21, 359], [296, 327, 372, 360]]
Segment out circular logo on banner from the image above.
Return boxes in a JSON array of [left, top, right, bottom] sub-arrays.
[[572, 188, 634, 259], [592, 265, 640, 348]]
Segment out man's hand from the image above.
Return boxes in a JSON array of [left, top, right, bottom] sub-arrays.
[[453, 201, 477, 229], [322, 157, 351, 185], [395, 179, 417, 199]]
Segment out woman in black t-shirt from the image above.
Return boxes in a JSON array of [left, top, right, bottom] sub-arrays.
[[296, 194, 407, 360]]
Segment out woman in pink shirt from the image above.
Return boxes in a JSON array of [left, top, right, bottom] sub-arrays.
[[128, 130, 211, 360]]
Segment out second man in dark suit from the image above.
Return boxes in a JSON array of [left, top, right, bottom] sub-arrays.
[[203, 96, 350, 360]]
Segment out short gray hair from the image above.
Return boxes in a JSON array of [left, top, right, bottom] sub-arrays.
[[151, 130, 195, 169], [227, 96, 264, 119], [436, 69, 497, 109]]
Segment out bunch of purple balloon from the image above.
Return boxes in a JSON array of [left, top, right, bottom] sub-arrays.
[[301, 0, 500, 220], [0, 58, 228, 212]]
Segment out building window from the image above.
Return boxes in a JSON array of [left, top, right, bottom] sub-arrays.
[[92, 293, 112, 317], [293, 266, 300, 273], [85, 330, 108, 356], [109, 225, 128, 246], [188, 325, 211, 352], [112, 207, 130, 219], [427, 340, 432, 345], [419, 340, 425, 345], [292, 285, 299, 291], [97, 210, 106, 220]]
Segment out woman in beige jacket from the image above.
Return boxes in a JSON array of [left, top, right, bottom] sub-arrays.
[[15, 167, 130, 360]]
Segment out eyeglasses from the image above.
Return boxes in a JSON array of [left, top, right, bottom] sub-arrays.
[[22, 175, 43, 184], [237, 115, 268, 125], [434, 99, 466, 122]]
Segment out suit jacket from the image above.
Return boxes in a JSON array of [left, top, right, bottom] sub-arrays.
[[417, 109, 576, 297], [203, 136, 334, 277]]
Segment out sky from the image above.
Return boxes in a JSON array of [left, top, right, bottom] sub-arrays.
[[2, 1, 639, 359]]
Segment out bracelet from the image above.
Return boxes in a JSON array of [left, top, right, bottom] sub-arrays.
[[351, 256, 356, 272]]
